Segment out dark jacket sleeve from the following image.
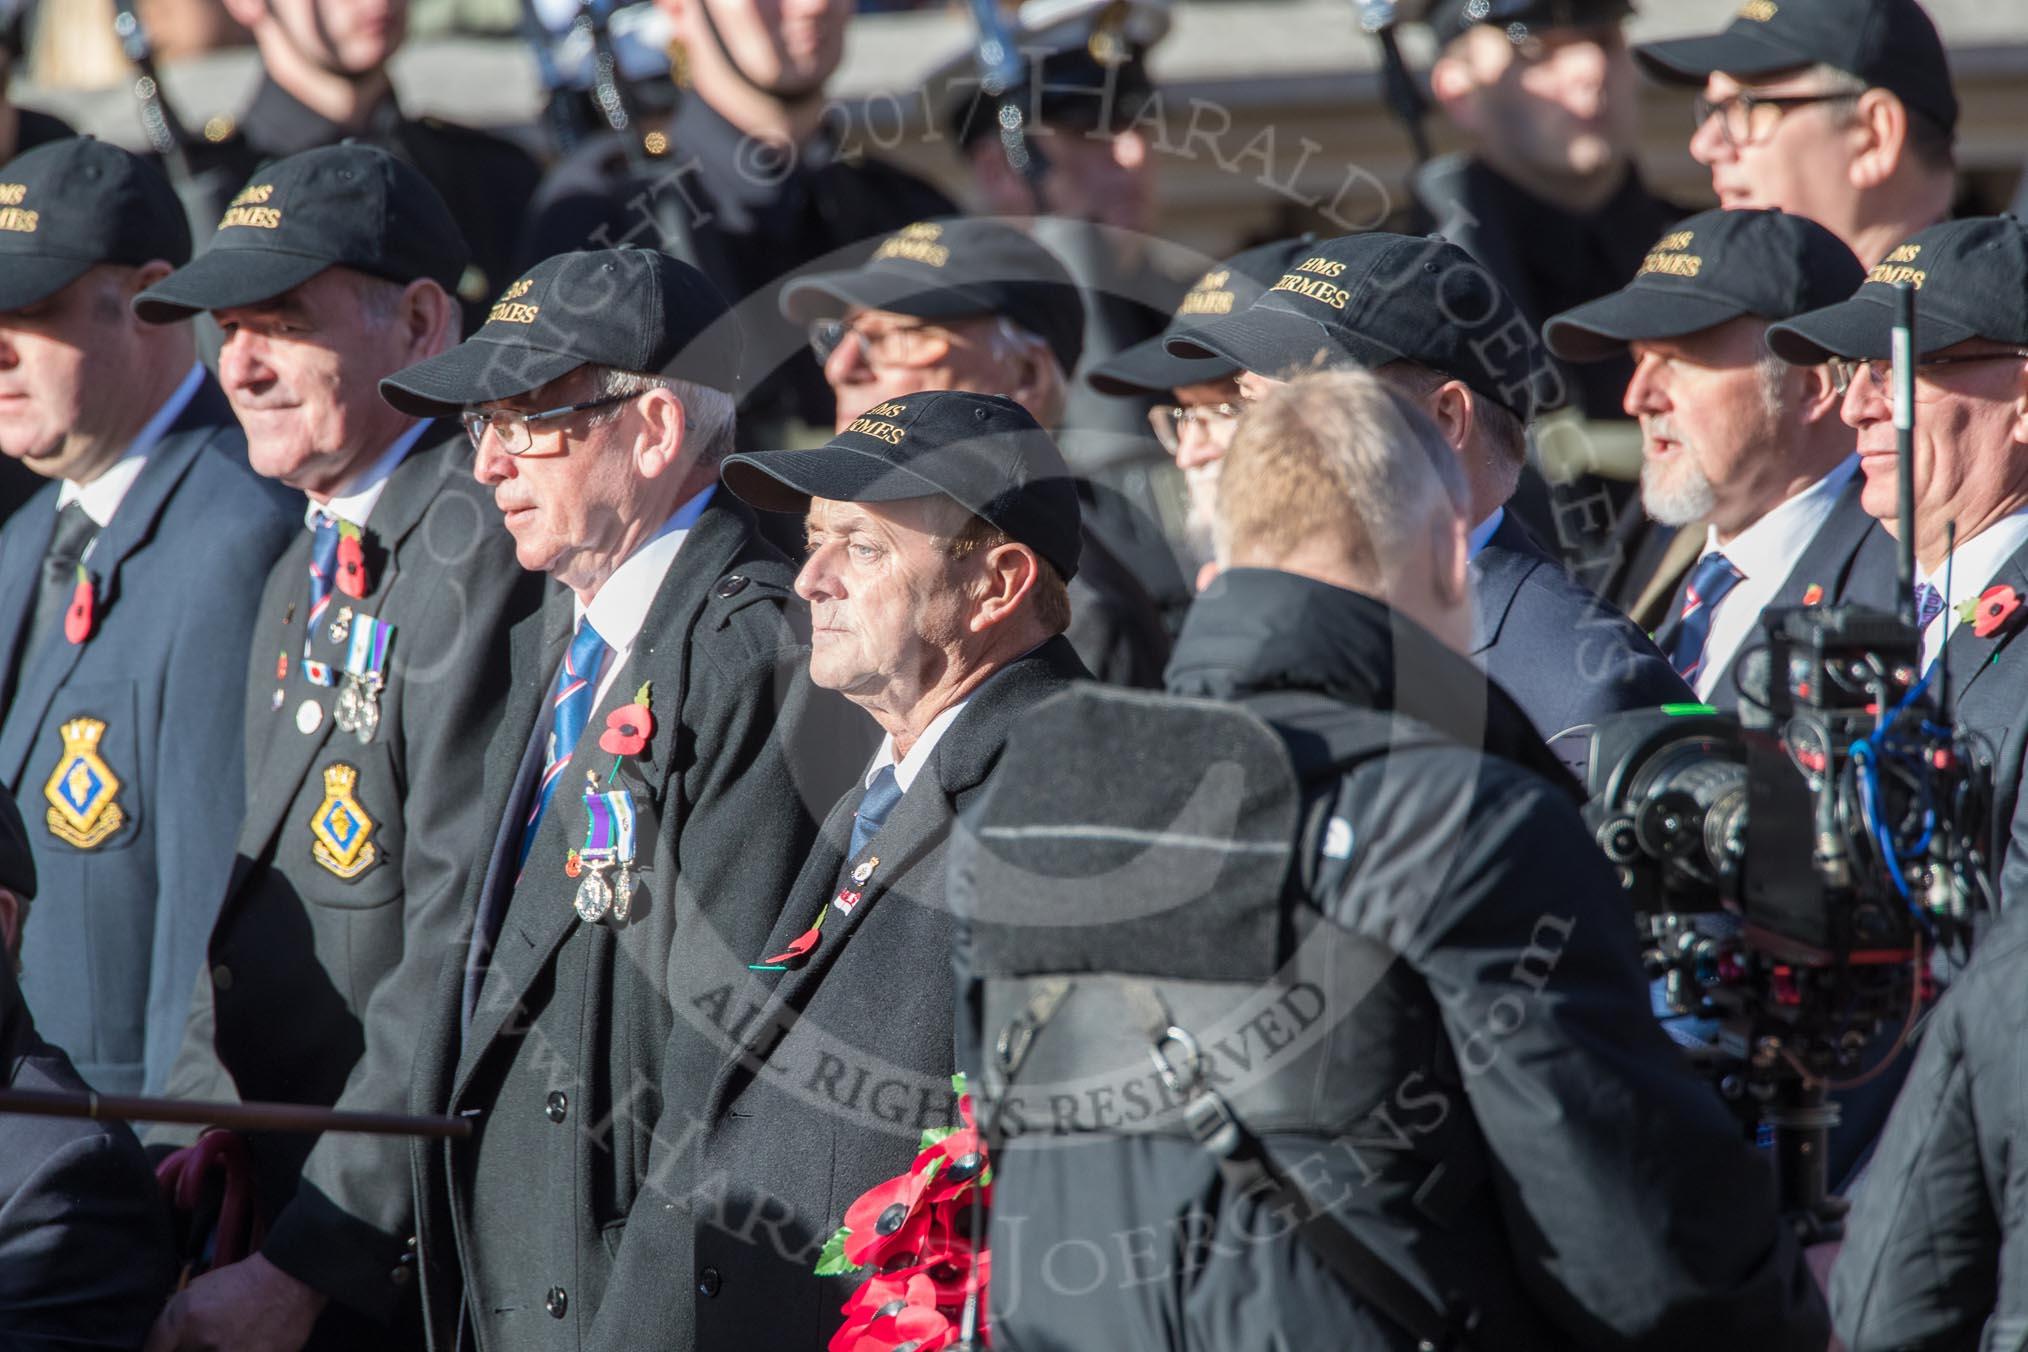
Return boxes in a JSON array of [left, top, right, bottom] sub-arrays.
[[1832, 910, 2028, 1351], [261, 505, 538, 1320], [1373, 761, 1826, 1349], [0, 1124, 178, 1348]]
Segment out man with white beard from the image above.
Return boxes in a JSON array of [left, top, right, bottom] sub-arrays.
[[1546, 207, 1897, 708]]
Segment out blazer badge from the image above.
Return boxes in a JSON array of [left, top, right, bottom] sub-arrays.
[[43, 717, 125, 849], [310, 762, 378, 878]]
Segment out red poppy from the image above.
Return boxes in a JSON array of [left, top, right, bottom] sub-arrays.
[[841, 1172, 933, 1270], [829, 1274, 958, 1352], [1973, 584, 2023, 639], [335, 532, 369, 598], [64, 574, 93, 645], [755, 922, 823, 968], [914, 1129, 987, 1205], [600, 703, 654, 756]]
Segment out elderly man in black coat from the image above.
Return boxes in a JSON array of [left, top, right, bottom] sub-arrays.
[[389, 247, 858, 1352], [597, 389, 1088, 1351], [0, 782, 177, 1348]]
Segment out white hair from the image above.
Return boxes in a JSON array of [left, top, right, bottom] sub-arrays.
[[594, 367, 738, 468]]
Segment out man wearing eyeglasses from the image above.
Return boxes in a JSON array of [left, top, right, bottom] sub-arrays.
[[1544, 209, 1895, 713], [132, 146, 542, 1352], [1085, 237, 1314, 589], [1635, 0, 1957, 270], [384, 246, 853, 1352], [1771, 217, 2028, 909], [1167, 231, 1691, 744], [783, 216, 1173, 686]]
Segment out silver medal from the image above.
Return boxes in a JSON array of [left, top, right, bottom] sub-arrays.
[[353, 683, 381, 744], [573, 869, 613, 923], [610, 864, 633, 924], [333, 680, 362, 735]]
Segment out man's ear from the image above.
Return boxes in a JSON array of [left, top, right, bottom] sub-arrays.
[[1795, 363, 1845, 426], [2008, 358, 2028, 448], [634, 386, 691, 478], [969, 542, 1042, 632], [398, 280, 459, 363], [1845, 88, 1908, 191], [1428, 380, 1476, 454]]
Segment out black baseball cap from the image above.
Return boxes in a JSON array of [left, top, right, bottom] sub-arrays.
[[1767, 217, 2028, 365], [1426, 0, 1632, 45], [133, 143, 469, 324], [1087, 237, 1315, 396], [721, 390, 1082, 582], [1544, 208, 1863, 363], [0, 136, 190, 313], [381, 248, 742, 416], [1634, 0, 1957, 136], [0, 782, 31, 903], [1166, 232, 1561, 420], [779, 219, 1085, 377]]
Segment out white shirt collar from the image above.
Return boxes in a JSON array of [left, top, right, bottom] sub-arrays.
[[307, 420, 430, 531], [57, 363, 205, 528], [575, 485, 718, 653], [1684, 458, 1858, 702], [867, 698, 971, 795], [1467, 506, 1504, 561], [1917, 506, 2028, 659]]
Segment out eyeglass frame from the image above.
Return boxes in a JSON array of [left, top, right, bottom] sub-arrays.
[[1692, 90, 1854, 148], [1147, 401, 1242, 454], [1827, 350, 2028, 396], [807, 316, 991, 370], [460, 393, 636, 456]]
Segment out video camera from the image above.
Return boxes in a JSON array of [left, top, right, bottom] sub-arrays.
[[1578, 602, 1992, 1233]]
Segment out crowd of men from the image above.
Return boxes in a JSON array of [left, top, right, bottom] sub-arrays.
[[0, 0, 2022, 1348]]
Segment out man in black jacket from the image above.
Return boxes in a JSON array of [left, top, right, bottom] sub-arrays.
[[1168, 230, 1691, 741], [388, 246, 852, 1352], [134, 146, 542, 1352], [0, 781, 178, 1350], [639, 390, 1091, 1351], [958, 368, 1828, 1350]]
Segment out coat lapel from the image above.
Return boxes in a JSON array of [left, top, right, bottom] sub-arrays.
[[233, 427, 453, 867], [0, 428, 208, 786], [1934, 549, 2028, 712]]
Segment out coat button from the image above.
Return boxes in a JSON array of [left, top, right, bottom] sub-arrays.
[[546, 1287, 567, 1318], [697, 1267, 722, 1298], [211, 965, 232, 991], [715, 574, 748, 599], [545, 1091, 568, 1123], [390, 1266, 413, 1286]]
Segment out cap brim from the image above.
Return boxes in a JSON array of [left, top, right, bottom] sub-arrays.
[[1544, 290, 1753, 363], [380, 341, 586, 418], [779, 269, 1001, 327], [1087, 330, 1237, 396], [1766, 294, 1982, 365], [1166, 308, 1385, 379], [132, 248, 333, 324], [721, 445, 951, 515], [1633, 28, 1813, 85], [0, 253, 97, 315]]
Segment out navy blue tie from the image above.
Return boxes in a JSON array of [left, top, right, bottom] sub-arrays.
[[846, 765, 904, 863], [1665, 551, 1743, 682], [517, 617, 608, 871]]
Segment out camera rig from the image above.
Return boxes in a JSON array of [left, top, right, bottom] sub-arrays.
[[1581, 603, 1992, 1236]]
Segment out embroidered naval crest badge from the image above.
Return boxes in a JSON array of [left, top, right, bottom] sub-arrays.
[[310, 762, 378, 878], [43, 717, 125, 849]]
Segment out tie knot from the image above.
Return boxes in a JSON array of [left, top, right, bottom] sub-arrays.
[[1915, 582, 1946, 631], [567, 616, 608, 679], [49, 500, 97, 559], [1691, 550, 1741, 590]]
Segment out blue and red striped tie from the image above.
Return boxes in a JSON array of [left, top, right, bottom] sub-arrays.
[[517, 617, 608, 872], [302, 512, 341, 684], [1664, 551, 1743, 682]]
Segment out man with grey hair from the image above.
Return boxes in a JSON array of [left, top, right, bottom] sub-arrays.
[[384, 247, 854, 1352], [1546, 208, 1897, 712], [1634, 0, 1957, 269], [958, 367, 1829, 1349], [133, 145, 541, 1352]]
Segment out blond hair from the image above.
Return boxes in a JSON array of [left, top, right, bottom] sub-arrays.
[[1216, 368, 1466, 580]]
